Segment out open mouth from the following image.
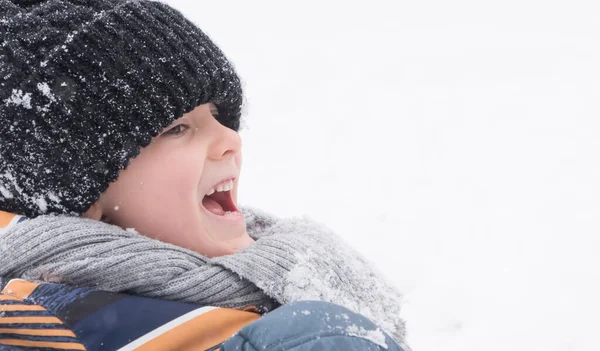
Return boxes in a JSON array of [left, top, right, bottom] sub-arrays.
[[202, 190, 239, 216]]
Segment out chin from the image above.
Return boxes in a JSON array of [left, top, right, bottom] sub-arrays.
[[220, 232, 255, 256]]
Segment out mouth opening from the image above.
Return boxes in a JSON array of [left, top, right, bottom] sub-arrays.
[[202, 190, 239, 215]]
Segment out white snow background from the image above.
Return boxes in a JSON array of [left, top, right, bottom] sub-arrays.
[[163, 1, 599, 350]]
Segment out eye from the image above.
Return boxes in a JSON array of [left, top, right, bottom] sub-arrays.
[[162, 124, 190, 137]]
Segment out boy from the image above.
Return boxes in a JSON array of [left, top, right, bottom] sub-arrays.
[[0, 1, 409, 350]]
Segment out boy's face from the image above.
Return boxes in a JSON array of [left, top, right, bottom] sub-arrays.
[[86, 103, 254, 257]]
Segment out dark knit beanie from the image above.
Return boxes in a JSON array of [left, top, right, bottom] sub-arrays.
[[0, 0, 244, 218]]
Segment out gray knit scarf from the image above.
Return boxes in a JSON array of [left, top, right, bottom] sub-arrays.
[[0, 205, 409, 350]]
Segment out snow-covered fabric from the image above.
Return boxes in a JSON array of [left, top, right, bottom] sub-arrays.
[[0, 206, 410, 349], [222, 300, 406, 351]]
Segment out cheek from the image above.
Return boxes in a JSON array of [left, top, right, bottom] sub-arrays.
[[106, 149, 203, 227], [135, 157, 200, 208]]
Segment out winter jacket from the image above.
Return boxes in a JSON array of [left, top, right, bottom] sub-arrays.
[[0, 277, 261, 351]]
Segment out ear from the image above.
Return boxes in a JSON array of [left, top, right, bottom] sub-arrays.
[[82, 203, 103, 221]]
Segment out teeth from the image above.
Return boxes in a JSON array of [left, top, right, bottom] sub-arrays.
[[205, 179, 234, 197]]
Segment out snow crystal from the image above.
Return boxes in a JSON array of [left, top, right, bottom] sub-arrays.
[[37, 82, 56, 102], [4, 89, 32, 109], [126, 228, 138, 233], [301, 309, 311, 315], [36, 106, 50, 113], [40, 60, 48, 67], [35, 197, 48, 213], [1, 172, 23, 196], [0, 185, 13, 199], [65, 32, 77, 43], [47, 192, 61, 203], [114, 205, 120, 211], [345, 324, 388, 349]]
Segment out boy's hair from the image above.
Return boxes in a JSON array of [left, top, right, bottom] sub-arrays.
[[0, 0, 243, 218]]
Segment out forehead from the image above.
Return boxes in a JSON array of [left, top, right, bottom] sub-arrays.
[[171, 103, 218, 122]]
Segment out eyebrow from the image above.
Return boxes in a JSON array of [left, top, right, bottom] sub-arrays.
[[163, 105, 218, 131]]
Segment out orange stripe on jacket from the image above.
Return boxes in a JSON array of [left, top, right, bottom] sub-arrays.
[[1, 280, 39, 300], [0, 339, 86, 350], [0, 328, 77, 337], [0, 316, 63, 324], [0, 304, 46, 312], [0, 295, 22, 302], [133, 308, 261, 351]]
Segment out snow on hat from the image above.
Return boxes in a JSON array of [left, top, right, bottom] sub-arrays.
[[0, 0, 243, 217]]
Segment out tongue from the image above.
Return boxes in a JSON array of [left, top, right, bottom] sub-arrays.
[[202, 196, 225, 215]]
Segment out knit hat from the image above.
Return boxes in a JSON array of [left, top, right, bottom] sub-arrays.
[[0, 0, 244, 218]]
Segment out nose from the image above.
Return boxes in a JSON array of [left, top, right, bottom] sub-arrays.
[[206, 116, 242, 161]]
